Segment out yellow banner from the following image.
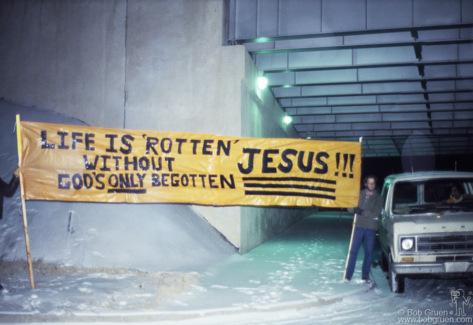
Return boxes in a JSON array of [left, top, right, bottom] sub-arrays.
[[19, 121, 361, 207]]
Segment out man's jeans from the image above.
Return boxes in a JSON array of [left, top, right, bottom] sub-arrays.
[[345, 226, 376, 279]]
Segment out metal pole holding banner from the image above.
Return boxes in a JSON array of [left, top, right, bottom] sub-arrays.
[[15, 115, 35, 289], [342, 136, 363, 281], [343, 213, 357, 281]]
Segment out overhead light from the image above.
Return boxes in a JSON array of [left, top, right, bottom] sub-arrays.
[[257, 71, 268, 90], [283, 115, 292, 124]]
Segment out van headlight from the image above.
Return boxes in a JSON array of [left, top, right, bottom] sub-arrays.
[[401, 237, 415, 251]]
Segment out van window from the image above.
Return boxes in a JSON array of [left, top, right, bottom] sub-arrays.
[[381, 181, 391, 207], [393, 181, 417, 209], [424, 180, 451, 203]]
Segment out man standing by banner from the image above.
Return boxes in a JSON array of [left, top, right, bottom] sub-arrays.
[[0, 168, 20, 292], [344, 175, 383, 283], [0, 169, 19, 219]]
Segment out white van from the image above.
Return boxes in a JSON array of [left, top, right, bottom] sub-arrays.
[[378, 171, 473, 293]]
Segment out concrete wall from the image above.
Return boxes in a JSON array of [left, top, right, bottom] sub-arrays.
[[0, 0, 308, 254], [0, 0, 126, 128], [238, 52, 315, 253]]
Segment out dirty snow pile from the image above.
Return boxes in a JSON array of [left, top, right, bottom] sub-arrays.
[[0, 100, 236, 312]]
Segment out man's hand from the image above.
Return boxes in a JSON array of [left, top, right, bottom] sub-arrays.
[[13, 168, 19, 177], [354, 207, 363, 215]]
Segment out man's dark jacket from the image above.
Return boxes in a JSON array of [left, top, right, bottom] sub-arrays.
[[0, 175, 19, 219]]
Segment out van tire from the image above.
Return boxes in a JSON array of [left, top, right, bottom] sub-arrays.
[[389, 254, 405, 293], [381, 252, 389, 272]]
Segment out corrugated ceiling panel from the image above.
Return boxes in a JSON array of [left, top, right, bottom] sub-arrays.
[[390, 121, 431, 129], [380, 104, 427, 112], [455, 92, 473, 100], [355, 47, 417, 64], [427, 81, 456, 91], [285, 107, 297, 115], [455, 102, 473, 109], [244, 42, 275, 51], [422, 44, 458, 61], [413, 0, 461, 25], [314, 131, 335, 137], [431, 112, 454, 120], [461, 28, 473, 38], [332, 106, 380, 114], [463, 1, 473, 22], [296, 69, 357, 84], [430, 103, 454, 110], [433, 129, 450, 135], [431, 121, 453, 128], [312, 124, 351, 131], [366, 0, 413, 29], [373, 130, 394, 136], [424, 65, 457, 78], [257, 0, 279, 37], [429, 93, 455, 101], [279, 99, 292, 107], [255, 53, 288, 70], [457, 64, 473, 77], [235, 0, 257, 39], [359, 66, 419, 81], [302, 84, 362, 96], [459, 44, 473, 59], [455, 111, 473, 119], [352, 122, 390, 130], [336, 113, 381, 123], [321, 0, 366, 32], [294, 124, 314, 132], [377, 94, 426, 103], [279, 0, 321, 36], [328, 95, 376, 105], [291, 116, 302, 124], [291, 97, 327, 106], [297, 107, 332, 115], [267, 72, 295, 86], [289, 50, 353, 68], [453, 120, 473, 127], [275, 37, 343, 49], [273, 87, 301, 97], [344, 32, 412, 45], [383, 112, 429, 121], [392, 130, 412, 135], [417, 29, 460, 41], [451, 128, 470, 134], [456, 80, 473, 90], [363, 82, 424, 93]]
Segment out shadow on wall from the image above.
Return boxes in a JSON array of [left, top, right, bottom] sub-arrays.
[[0, 100, 236, 273]]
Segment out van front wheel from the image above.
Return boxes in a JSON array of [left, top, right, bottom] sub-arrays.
[[388, 254, 405, 293]]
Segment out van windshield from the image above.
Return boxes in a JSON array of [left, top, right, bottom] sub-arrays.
[[392, 178, 473, 215]]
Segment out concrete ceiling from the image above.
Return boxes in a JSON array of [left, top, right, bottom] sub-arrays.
[[226, 0, 473, 157]]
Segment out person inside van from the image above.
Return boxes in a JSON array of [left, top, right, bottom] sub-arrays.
[[442, 183, 473, 204]]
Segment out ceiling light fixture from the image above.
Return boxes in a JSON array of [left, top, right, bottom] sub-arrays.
[[257, 71, 268, 90]]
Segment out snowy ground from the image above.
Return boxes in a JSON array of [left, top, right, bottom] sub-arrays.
[[1, 212, 472, 324]]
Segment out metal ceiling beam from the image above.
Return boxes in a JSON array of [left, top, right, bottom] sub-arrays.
[[294, 118, 471, 128], [284, 100, 473, 112], [261, 60, 473, 74], [248, 38, 472, 55], [278, 89, 473, 100], [269, 76, 473, 88], [235, 23, 473, 44]]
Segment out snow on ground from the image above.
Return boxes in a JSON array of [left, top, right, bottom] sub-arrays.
[[1, 212, 472, 324]]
